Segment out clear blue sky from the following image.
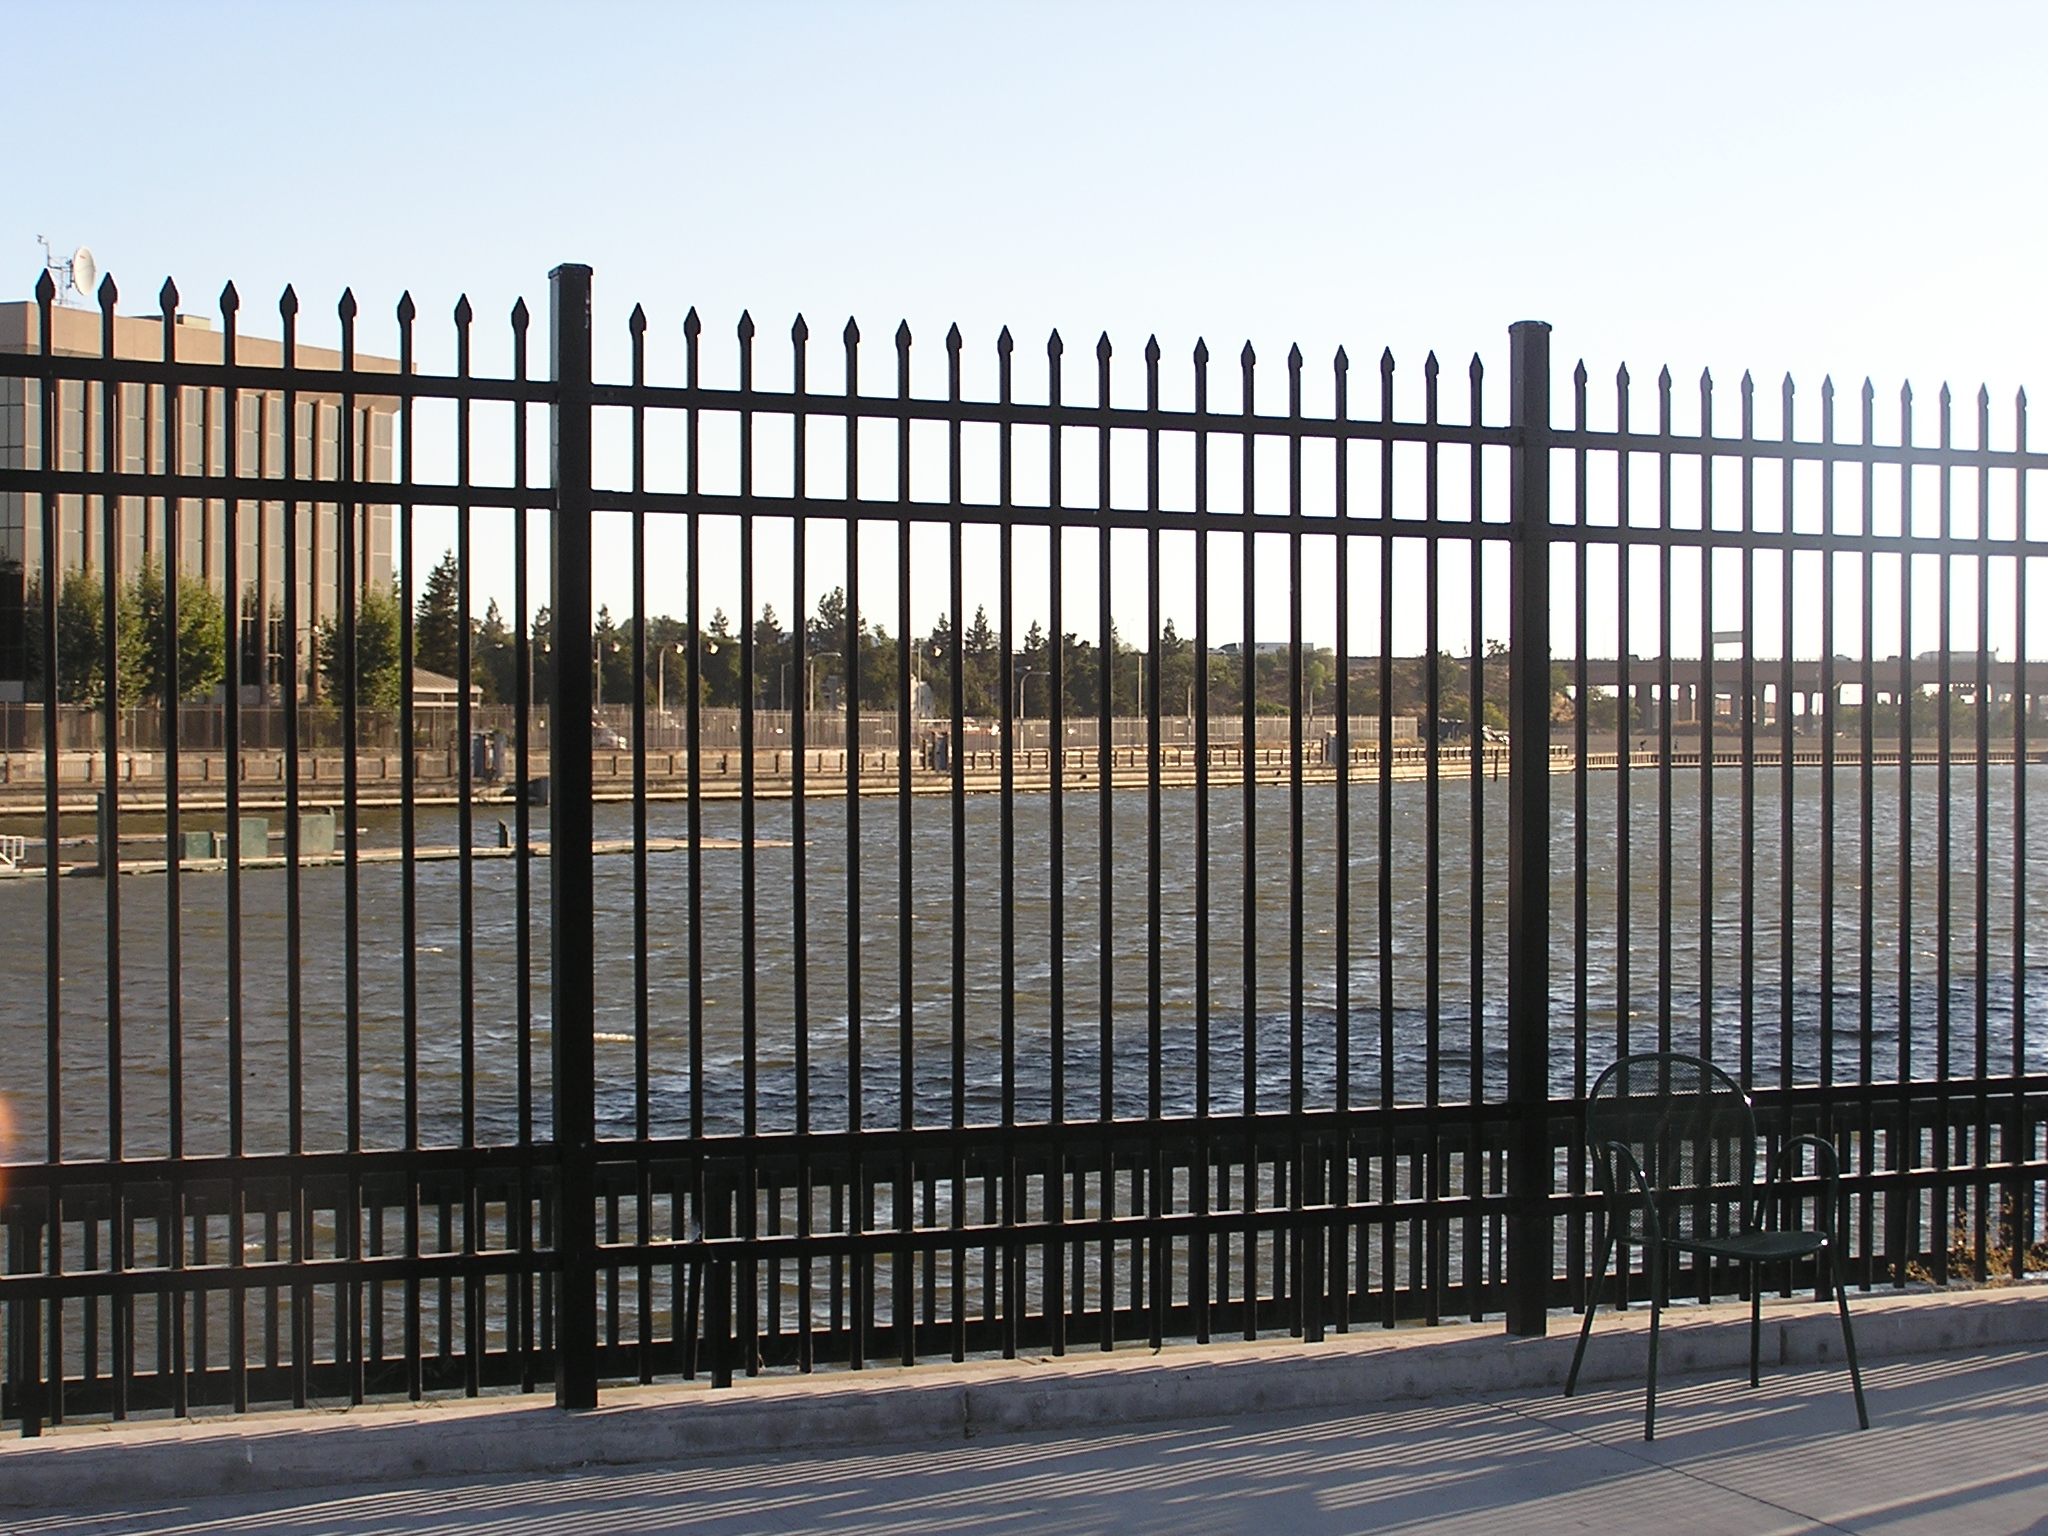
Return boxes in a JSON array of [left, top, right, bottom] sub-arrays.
[[10, 0, 2043, 653]]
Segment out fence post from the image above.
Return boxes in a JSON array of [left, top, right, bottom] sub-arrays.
[[1505, 319, 1554, 1338], [549, 262, 599, 1408]]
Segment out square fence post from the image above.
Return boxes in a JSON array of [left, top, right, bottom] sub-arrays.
[[1506, 319, 1554, 1337], [549, 262, 599, 1408]]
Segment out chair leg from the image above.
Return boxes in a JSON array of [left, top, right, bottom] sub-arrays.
[[1644, 1242, 1662, 1442], [682, 1255, 703, 1379], [1749, 1261, 1761, 1389], [1827, 1239, 1870, 1431], [1565, 1230, 1613, 1398]]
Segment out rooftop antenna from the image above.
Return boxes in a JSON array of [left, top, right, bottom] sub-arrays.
[[36, 237, 96, 307]]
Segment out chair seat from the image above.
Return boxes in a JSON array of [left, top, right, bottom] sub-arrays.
[[1673, 1228, 1827, 1264]]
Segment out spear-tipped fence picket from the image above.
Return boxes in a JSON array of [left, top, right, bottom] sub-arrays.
[[0, 265, 2043, 1433]]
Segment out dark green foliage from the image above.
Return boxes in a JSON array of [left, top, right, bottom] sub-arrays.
[[133, 559, 226, 703], [316, 583, 402, 708], [49, 562, 225, 706], [414, 549, 464, 678]]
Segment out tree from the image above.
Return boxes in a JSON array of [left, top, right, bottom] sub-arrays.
[[1156, 616, 1194, 720], [703, 608, 739, 706], [52, 570, 144, 706], [808, 586, 852, 711], [752, 604, 788, 708], [476, 598, 514, 704], [962, 603, 999, 716], [922, 611, 955, 711], [1060, 631, 1098, 715], [414, 549, 463, 677], [810, 586, 849, 652], [132, 559, 225, 703], [317, 584, 402, 708], [858, 623, 896, 710], [529, 604, 555, 705], [594, 604, 629, 707]]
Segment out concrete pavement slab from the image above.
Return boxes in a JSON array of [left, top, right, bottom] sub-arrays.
[[5, 1346, 2042, 1536]]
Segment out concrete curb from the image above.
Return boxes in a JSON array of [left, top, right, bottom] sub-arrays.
[[3, 1284, 2042, 1512]]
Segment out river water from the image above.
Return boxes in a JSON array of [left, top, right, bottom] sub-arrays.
[[4, 765, 2045, 1162]]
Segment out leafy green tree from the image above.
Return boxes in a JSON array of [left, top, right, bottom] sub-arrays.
[[858, 623, 897, 710], [132, 560, 226, 703], [316, 583, 402, 708], [52, 569, 145, 705]]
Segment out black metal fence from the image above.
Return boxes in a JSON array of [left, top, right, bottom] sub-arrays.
[[1, 264, 2043, 1433]]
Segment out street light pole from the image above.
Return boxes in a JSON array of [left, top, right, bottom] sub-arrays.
[[656, 640, 685, 719], [808, 650, 843, 713], [594, 636, 619, 711], [1017, 667, 1047, 718]]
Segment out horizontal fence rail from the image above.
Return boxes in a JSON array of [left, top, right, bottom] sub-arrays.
[[1, 266, 2044, 1433]]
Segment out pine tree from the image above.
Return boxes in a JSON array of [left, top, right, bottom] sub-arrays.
[[476, 598, 513, 704], [703, 608, 738, 706], [964, 604, 995, 657], [753, 605, 788, 708], [963, 604, 998, 716], [414, 548, 463, 678], [811, 586, 849, 650]]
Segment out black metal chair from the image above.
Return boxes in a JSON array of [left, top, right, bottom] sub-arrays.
[[1564, 1052, 1869, 1440]]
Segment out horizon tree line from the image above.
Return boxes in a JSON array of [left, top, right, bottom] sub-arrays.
[[17, 545, 1580, 730]]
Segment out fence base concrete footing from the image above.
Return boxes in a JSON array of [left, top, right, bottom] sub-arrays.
[[2, 1284, 2042, 1512]]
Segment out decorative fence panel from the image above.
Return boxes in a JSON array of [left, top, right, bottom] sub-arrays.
[[0, 265, 2042, 1432]]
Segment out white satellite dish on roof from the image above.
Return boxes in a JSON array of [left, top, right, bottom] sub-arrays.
[[69, 247, 96, 297]]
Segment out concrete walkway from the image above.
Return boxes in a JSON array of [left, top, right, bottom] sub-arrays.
[[5, 1343, 2044, 1536]]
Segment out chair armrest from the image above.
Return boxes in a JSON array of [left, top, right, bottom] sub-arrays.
[[1603, 1140, 1662, 1246], [1770, 1133, 1842, 1238]]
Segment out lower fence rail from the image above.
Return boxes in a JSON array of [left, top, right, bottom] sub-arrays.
[[7, 1086, 2044, 1429]]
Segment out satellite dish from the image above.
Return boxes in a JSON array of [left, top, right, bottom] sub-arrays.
[[69, 247, 96, 296]]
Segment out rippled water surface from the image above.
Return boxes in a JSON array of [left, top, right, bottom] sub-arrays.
[[4, 764, 2045, 1158]]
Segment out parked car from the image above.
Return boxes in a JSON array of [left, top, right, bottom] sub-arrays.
[[592, 717, 626, 749]]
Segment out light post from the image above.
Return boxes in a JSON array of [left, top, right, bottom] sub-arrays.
[[594, 636, 619, 711], [910, 641, 943, 722], [1017, 668, 1048, 718], [807, 651, 843, 713], [1016, 668, 1048, 754], [657, 640, 684, 717]]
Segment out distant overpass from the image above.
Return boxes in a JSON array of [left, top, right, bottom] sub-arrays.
[[1565, 653, 2039, 724]]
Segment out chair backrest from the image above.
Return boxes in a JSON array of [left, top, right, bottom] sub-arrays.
[[1585, 1053, 1759, 1246]]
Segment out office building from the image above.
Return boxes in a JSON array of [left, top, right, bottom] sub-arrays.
[[0, 297, 398, 702]]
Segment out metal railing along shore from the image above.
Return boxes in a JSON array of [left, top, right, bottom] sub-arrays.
[[0, 266, 2042, 1433]]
